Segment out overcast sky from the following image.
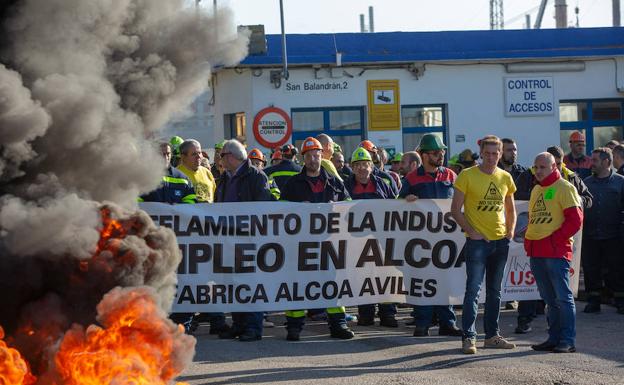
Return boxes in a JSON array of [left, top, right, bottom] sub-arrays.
[[200, 0, 617, 33]]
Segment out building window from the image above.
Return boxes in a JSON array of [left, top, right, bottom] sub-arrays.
[[224, 112, 246, 144], [401, 105, 447, 153], [559, 99, 624, 155], [291, 107, 365, 156]]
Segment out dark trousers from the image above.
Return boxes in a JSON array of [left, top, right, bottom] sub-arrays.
[[169, 312, 226, 328], [582, 237, 624, 304], [517, 300, 537, 324], [358, 303, 397, 320], [232, 312, 264, 336]]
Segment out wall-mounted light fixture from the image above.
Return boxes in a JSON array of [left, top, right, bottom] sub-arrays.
[[505, 61, 585, 73]]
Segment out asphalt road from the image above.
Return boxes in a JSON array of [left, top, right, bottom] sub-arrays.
[[178, 302, 624, 385]]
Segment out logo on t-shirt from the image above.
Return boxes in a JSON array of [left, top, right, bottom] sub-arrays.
[[477, 182, 504, 211], [532, 193, 546, 212], [483, 182, 503, 200], [530, 193, 553, 224]]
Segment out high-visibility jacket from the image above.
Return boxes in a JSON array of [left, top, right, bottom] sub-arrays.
[[263, 159, 302, 190], [139, 166, 196, 204]]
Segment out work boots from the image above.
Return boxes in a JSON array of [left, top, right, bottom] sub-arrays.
[[330, 325, 355, 339], [286, 329, 300, 341], [583, 300, 601, 313], [379, 316, 398, 328]]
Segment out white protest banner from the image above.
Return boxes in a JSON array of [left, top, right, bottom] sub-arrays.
[[140, 200, 581, 313]]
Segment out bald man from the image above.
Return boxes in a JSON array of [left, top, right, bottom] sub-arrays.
[[316, 133, 342, 181], [524, 152, 582, 353]]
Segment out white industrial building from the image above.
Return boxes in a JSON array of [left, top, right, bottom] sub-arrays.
[[209, 27, 623, 165]]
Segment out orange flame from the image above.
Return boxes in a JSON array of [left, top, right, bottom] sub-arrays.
[[0, 326, 37, 385], [54, 287, 193, 385]]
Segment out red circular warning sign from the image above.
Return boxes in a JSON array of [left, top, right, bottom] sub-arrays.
[[252, 107, 292, 148]]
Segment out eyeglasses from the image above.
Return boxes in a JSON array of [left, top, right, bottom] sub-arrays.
[[220, 152, 231, 157]]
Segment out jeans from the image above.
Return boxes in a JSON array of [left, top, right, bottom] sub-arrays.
[[232, 312, 264, 336], [413, 305, 457, 329], [462, 238, 510, 339], [530, 257, 576, 346]]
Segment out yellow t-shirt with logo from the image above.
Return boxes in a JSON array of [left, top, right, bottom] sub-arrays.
[[454, 166, 517, 240], [525, 177, 581, 240], [177, 164, 215, 203]]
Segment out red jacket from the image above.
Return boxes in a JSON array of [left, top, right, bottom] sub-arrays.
[[524, 169, 583, 261]]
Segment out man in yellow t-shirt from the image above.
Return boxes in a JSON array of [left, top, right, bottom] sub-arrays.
[[177, 139, 216, 203], [174, 139, 225, 335], [451, 135, 517, 354], [524, 153, 582, 353]]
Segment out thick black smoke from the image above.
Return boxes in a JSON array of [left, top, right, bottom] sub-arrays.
[[0, 0, 248, 380]]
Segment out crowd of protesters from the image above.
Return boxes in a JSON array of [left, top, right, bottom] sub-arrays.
[[140, 130, 624, 354]]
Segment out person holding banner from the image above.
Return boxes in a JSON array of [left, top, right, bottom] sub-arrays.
[[215, 139, 275, 342], [525, 152, 582, 353], [359, 140, 400, 196], [344, 147, 398, 328], [399, 134, 463, 338], [280, 137, 355, 341], [451, 135, 517, 354]]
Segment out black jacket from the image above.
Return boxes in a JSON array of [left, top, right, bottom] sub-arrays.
[[281, 167, 350, 203], [515, 166, 593, 209], [263, 159, 302, 190], [583, 170, 624, 240], [498, 162, 527, 184], [215, 160, 274, 202]]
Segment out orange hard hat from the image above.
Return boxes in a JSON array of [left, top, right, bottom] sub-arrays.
[[359, 140, 377, 152], [300, 137, 323, 154], [248, 148, 266, 162], [271, 149, 283, 160], [569, 131, 585, 143]]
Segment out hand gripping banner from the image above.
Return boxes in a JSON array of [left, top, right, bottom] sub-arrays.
[[140, 200, 581, 313]]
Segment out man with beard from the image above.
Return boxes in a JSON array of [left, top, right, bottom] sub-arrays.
[[215, 139, 274, 341], [344, 147, 398, 327], [451, 135, 517, 354], [499, 138, 527, 184], [280, 137, 355, 341], [399, 134, 462, 337], [581, 147, 624, 315], [331, 151, 353, 181], [398, 151, 421, 178], [563, 131, 592, 180]]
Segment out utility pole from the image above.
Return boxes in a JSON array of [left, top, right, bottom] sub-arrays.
[[534, 0, 548, 29], [490, 0, 504, 30], [555, 0, 567, 28], [614, 0, 621, 27]]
